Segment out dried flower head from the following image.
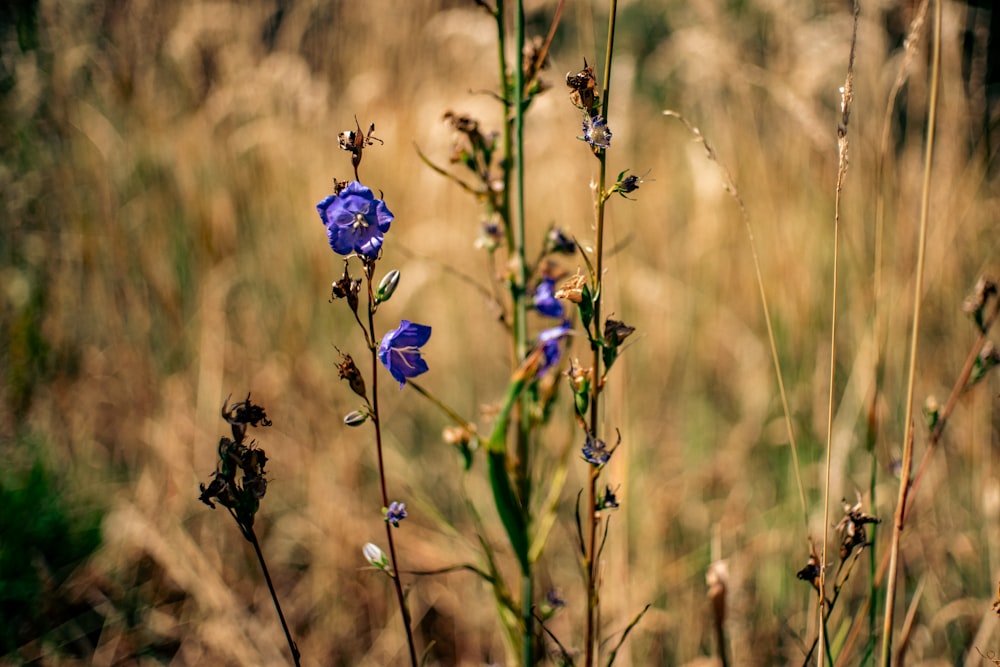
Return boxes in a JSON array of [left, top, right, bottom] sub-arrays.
[[555, 272, 588, 304], [338, 117, 382, 177], [330, 262, 362, 313], [796, 541, 822, 593], [337, 352, 368, 400], [835, 493, 880, 563], [199, 395, 272, 532], [566, 59, 598, 113]]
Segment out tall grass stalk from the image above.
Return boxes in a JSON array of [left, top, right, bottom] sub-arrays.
[[819, 3, 860, 664], [879, 0, 942, 663]]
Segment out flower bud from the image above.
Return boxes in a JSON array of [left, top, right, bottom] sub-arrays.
[[344, 410, 369, 427], [375, 269, 401, 303], [362, 542, 389, 570]]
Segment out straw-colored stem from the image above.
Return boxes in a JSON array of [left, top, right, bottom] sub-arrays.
[[819, 6, 859, 664], [879, 1, 941, 663]]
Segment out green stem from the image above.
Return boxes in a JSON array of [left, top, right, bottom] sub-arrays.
[[511, 3, 534, 664]]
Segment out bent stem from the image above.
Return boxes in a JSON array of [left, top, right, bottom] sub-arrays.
[[365, 265, 419, 667]]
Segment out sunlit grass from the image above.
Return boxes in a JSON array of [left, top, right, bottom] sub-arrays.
[[2, 0, 998, 664]]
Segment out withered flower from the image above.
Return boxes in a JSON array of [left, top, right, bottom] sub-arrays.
[[604, 318, 635, 347], [566, 59, 598, 114], [337, 352, 368, 400], [338, 117, 383, 177], [199, 395, 272, 532], [330, 262, 362, 313], [796, 542, 822, 594], [555, 272, 587, 304], [835, 493, 880, 563]]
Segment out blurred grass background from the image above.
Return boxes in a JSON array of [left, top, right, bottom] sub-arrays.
[[2, 0, 999, 664]]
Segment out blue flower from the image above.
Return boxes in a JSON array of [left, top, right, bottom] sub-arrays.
[[597, 484, 620, 510], [384, 501, 407, 527], [317, 181, 394, 259], [581, 433, 611, 466], [379, 320, 432, 387], [582, 115, 612, 149], [537, 322, 571, 377], [533, 278, 564, 319]]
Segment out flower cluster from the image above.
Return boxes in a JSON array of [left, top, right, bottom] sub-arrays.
[[198, 395, 272, 533]]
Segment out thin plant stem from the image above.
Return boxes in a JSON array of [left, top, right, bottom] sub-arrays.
[[511, 3, 534, 663], [246, 525, 302, 667], [584, 5, 617, 666], [866, 4, 929, 661], [819, 5, 859, 663], [879, 0, 941, 662], [832, 294, 1000, 664], [365, 265, 419, 667], [661, 110, 809, 531]]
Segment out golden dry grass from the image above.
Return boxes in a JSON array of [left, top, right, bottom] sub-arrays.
[[2, 0, 999, 664]]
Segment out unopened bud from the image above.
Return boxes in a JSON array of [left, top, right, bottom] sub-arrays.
[[375, 269, 401, 304], [362, 542, 389, 570], [344, 410, 369, 427]]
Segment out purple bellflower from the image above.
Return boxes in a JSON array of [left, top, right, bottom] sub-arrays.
[[379, 320, 432, 387], [533, 277, 565, 319], [582, 115, 612, 149], [317, 181, 394, 259], [537, 322, 571, 377], [385, 501, 407, 527]]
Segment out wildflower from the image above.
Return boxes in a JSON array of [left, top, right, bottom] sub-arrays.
[[384, 501, 407, 527], [317, 181, 394, 259], [379, 320, 432, 387], [537, 322, 571, 377], [533, 277, 564, 319], [545, 226, 576, 255], [581, 433, 611, 466], [597, 484, 620, 510], [582, 115, 612, 150], [545, 589, 565, 610], [475, 220, 504, 251], [363, 542, 389, 570]]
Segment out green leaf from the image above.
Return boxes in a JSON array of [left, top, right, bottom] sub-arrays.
[[488, 450, 529, 574]]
